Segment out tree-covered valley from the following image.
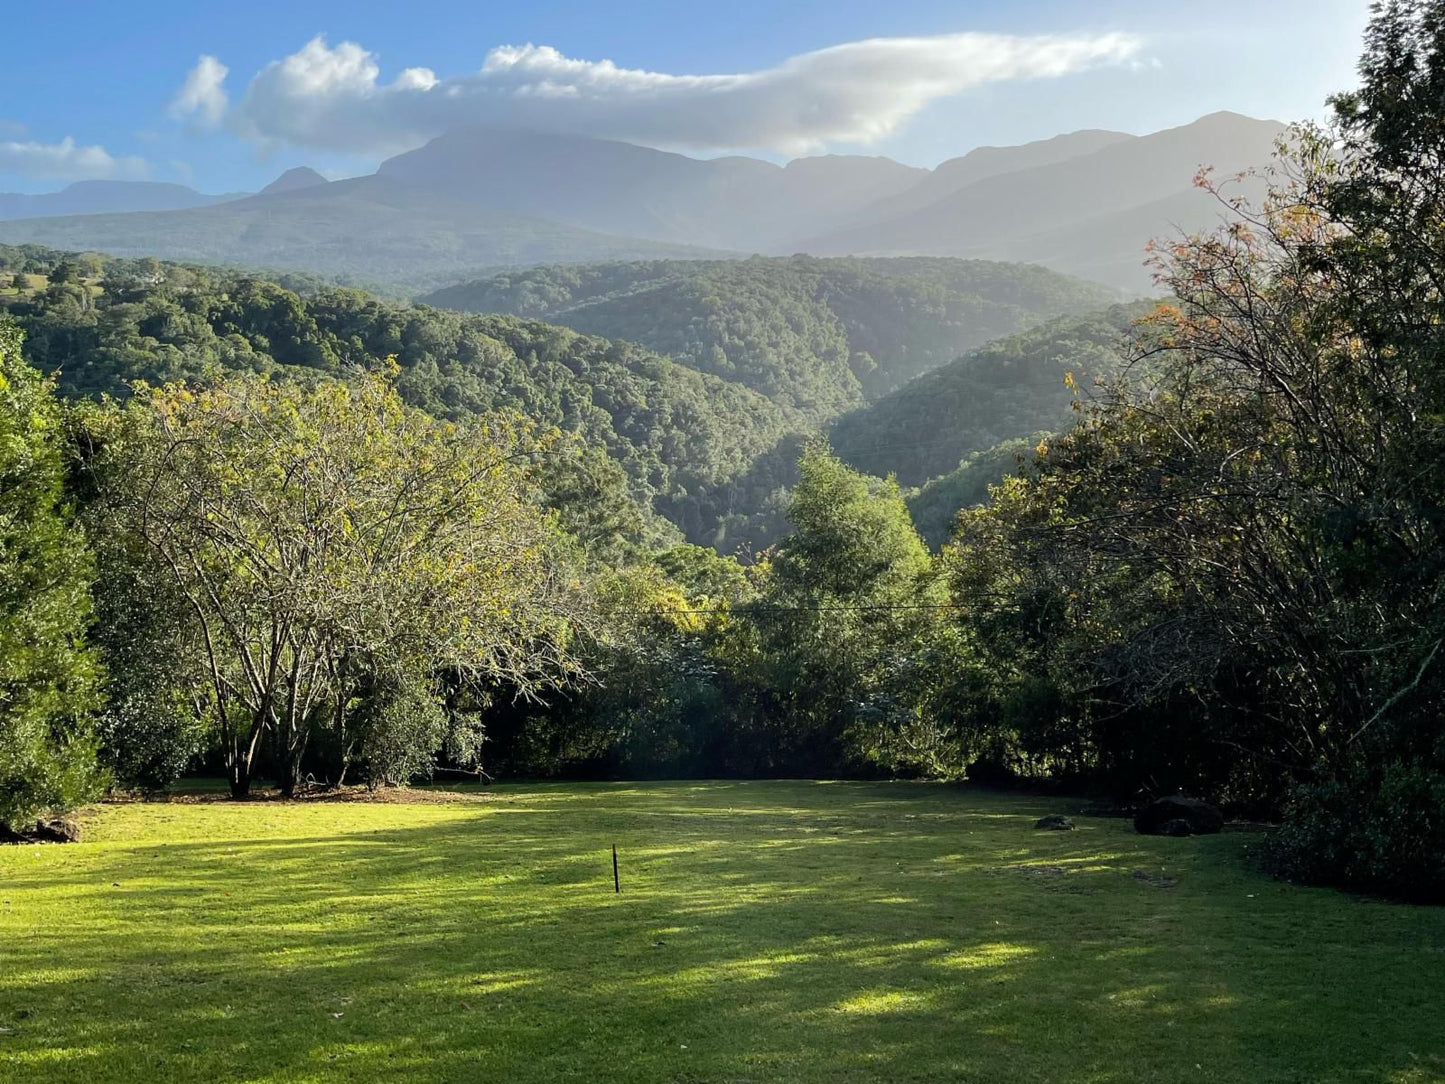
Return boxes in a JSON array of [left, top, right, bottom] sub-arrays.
[[4, 1, 1445, 921], [0, 248, 1120, 549], [4, 5, 1445, 1082]]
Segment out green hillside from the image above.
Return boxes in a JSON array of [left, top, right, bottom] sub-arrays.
[[828, 303, 1153, 487], [2, 244, 1144, 551], [421, 256, 1121, 419], [0, 246, 790, 546]]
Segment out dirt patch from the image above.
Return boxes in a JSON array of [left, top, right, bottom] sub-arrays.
[[1131, 869, 1179, 889]]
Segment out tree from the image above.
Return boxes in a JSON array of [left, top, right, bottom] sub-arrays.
[[88, 366, 586, 797], [928, 0, 1445, 894], [88, 519, 212, 793], [0, 320, 102, 829], [751, 444, 938, 774]]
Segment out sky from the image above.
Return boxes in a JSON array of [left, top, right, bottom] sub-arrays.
[[0, 0, 1371, 194]]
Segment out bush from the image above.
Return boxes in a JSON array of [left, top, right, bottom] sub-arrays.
[[0, 319, 104, 828], [356, 675, 451, 788], [1268, 760, 1445, 903], [99, 692, 207, 794]]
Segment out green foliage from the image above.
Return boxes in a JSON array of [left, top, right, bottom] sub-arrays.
[[904, 436, 1042, 549], [0, 320, 103, 826], [1268, 760, 1445, 903], [88, 541, 210, 794], [0, 244, 1134, 553], [423, 255, 1120, 420], [748, 446, 942, 775], [772, 444, 930, 598], [829, 302, 1152, 487], [351, 672, 455, 788], [86, 368, 584, 797], [0, 247, 794, 547]]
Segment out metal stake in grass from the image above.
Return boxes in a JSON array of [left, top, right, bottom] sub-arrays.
[[612, 843, 620, 894]]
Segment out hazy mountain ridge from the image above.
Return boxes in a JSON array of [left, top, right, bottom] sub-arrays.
[[802, 112, 1285, 289], [375, 126, 927, 251], [851, 128, 1135, 226], [259, 167, 329, 195], [0, 180, 246, 220], [0, 174, 726, 293]]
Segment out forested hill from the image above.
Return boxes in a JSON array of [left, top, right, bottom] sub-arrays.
[[419, 257, 1121, 418], [828, 303, 1154, 488], [1, 244, 1137, 551], [0, 246, 793, 546]]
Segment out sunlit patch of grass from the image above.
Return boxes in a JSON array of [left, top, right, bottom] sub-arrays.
[[1, 781, 1443, 1083], [832, 988, 934, 1014], [934, 941, 1039, 970]]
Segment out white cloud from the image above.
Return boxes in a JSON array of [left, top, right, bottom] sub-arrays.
[[171, 55, 230, 127], [195, 31, 1142, 156], [0, 136, 148, 181]]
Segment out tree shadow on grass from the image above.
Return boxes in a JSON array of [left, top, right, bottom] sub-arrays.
[[1, 781, 1442, 1083]]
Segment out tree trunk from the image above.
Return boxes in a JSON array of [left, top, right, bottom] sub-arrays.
[[333, 685, 352, 789], [278, 727, 309, 798], [226, 723, 262, 798], [228, 762, 251, 799]]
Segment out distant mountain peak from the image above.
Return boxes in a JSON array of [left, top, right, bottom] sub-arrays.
[[260, 167, 329, 195], [0, 180, 246, 222]]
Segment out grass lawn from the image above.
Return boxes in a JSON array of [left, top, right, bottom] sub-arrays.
[[1, 781, 1442, 1083]]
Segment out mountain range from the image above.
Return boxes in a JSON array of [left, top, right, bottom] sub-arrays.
[[0, 111, 1283, 293], [0, 179, 245, 220]]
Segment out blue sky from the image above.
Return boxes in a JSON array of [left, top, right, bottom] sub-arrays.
[[1, 0, 1370, 193]]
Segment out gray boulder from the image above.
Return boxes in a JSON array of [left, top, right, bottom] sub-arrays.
[[31, 817, 83, 843], [1034, 814, 1075, 831], [1134, 796, 1224, 836]]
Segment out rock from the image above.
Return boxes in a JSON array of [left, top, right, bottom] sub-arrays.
[[31, 818, 83, 843], [1134, 796, 1224, 836], [1034, 814, 1075, 831]]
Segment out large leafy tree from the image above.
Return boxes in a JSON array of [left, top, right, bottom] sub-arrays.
[[0, 319, 102, 828], [751, 444, 939, 774], [932, 0, 1445, 895], [88, 367, 586, 797]]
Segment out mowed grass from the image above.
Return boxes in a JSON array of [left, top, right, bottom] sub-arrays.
[[1, 782, 1442, 1083]]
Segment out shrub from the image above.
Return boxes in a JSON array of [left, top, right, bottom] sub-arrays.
[[1268, 760, 1445, 903]]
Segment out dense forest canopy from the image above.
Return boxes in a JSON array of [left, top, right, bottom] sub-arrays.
[[0, 247, 1120, 551], [422, 256, 1121, 414], [827, 302, 1153, 486]]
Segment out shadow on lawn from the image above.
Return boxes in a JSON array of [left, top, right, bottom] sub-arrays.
[[1, 782, 1442, 1083]]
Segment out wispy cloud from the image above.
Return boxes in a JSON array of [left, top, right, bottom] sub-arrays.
[[171, 55, 230, 128], [0, 136, 148, 181], [173, 31, 1143, 156]]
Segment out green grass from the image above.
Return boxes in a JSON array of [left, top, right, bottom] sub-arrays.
[[1, 782, 1442, 1083]]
